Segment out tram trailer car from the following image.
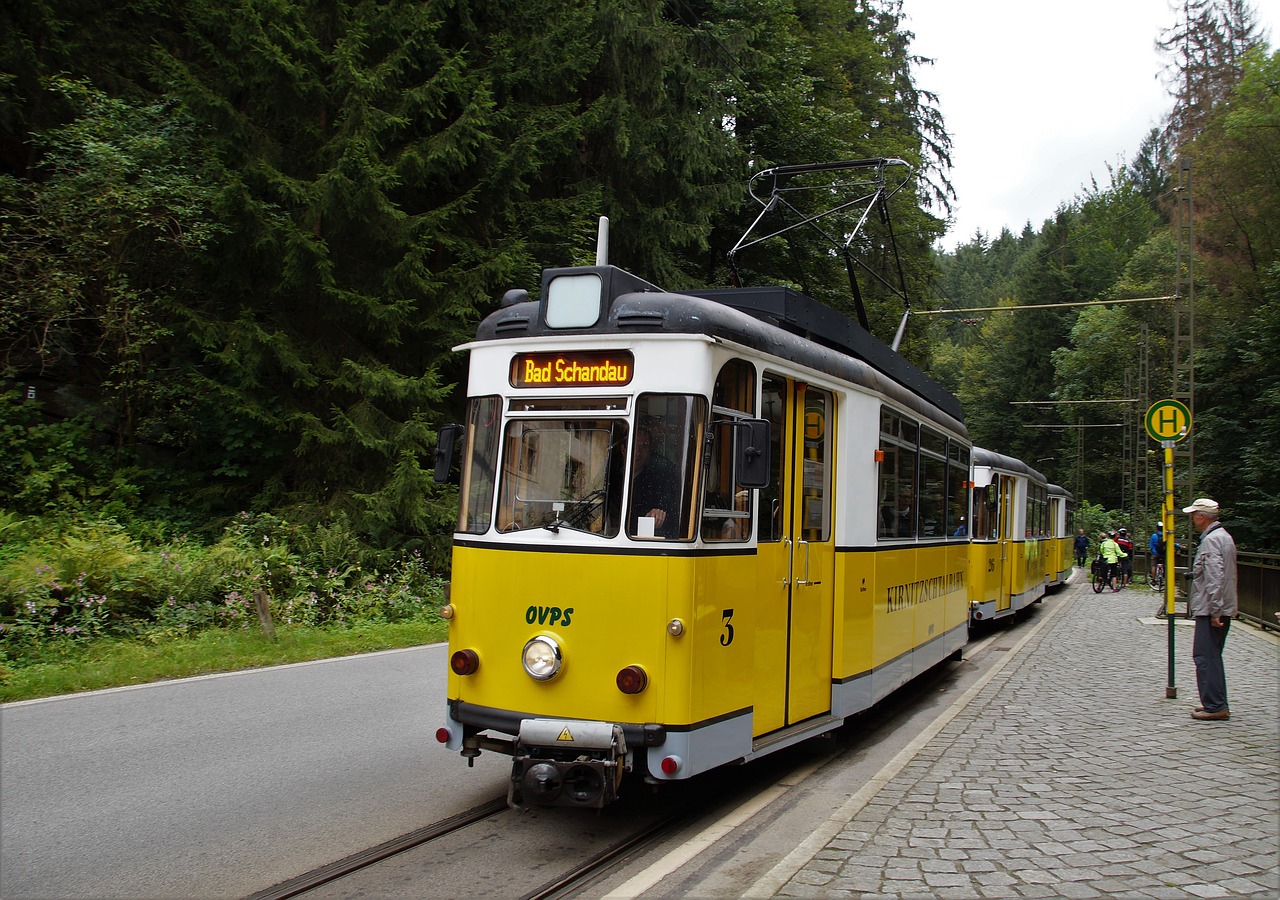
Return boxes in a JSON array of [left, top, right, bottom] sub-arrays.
[[434, 263, 983, 808], [965, 448, 1051, 628], [1046, 484, 1074, 587]]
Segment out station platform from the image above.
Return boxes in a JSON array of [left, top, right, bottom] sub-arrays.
[[752, 575, 1280, 898]]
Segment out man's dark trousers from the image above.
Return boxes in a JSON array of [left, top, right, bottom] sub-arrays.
[[1192, 616, 1230, 712]]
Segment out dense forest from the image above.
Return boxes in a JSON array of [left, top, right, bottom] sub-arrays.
[[1, 0, 1276, 604], [925, 1, 1277, 552]]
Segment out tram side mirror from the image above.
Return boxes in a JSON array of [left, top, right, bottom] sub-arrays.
[[433, 424, 463, 484], [734, 419, 771, 489]]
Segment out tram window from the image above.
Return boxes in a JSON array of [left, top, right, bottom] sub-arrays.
[[970, 483, 998, 540], [703, 360, 756, 542], [457, 396, 501, 534], [759, 377, 786, 542], [628, 394, 706, 540], [947, 443, 969, 536], [877, 409, 917, 539], [918, 427, 946, 538], [1026, 483, 1046, 538], [801, 388, 832, 541], [495, 417, 627, 535], [971, 485, 988, 539]]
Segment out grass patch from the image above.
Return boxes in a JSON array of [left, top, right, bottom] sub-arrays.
[[0, 619, 447, 703]]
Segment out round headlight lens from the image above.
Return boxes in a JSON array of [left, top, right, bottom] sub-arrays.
[[522, 636, 562, 681]]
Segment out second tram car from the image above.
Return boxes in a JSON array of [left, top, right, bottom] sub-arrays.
[[965, 448, 1050, 628], [1046, 483, 1074, 587]]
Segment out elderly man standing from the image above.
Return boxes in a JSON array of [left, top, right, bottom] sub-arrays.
[[1183, 498, 1238, 721]]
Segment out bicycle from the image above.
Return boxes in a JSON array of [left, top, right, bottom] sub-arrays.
[[1149, 560, 1165, 592], [1091, 557, 1119, 594]]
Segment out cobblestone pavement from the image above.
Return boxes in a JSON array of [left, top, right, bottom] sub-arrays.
[[774, 581, 1280, 899]]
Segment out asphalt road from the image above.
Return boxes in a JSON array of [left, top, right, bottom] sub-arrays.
[[0, 644, 510, 899]]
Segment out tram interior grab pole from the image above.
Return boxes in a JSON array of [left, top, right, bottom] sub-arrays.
[[1163, 440, 1177, 699]]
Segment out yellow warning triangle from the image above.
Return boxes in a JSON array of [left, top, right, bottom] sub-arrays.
[[557, 727, 574, 742]]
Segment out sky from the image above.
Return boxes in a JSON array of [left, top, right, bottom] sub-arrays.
[[902, 0, 1279, 250]]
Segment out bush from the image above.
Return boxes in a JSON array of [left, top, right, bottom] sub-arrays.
[[0, 507, 447, 671]]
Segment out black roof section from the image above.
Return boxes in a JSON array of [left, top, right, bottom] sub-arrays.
[[682, 285, 959, 421]]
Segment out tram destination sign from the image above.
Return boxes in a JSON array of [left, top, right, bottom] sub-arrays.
[[511, 350, 634, 388]]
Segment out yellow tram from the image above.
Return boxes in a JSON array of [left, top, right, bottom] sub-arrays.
[[1046, 483, 1074, 587], [434, 262, 975, 807], [966, 448, 1050, 627]]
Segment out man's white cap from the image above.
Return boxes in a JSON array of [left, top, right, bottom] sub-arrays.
[[1181, 498, 1219, 515]]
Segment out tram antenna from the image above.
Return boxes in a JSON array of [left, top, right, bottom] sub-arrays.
[[596, 216, 609, 266]]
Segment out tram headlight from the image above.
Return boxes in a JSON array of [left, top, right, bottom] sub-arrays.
[[521, 636, 562, 681]]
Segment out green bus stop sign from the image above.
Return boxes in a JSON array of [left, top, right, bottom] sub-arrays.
[[1145, 399, 1192, 442]]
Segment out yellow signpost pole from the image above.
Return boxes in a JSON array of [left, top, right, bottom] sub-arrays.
[[1145, 399, 1190, 700], [1162, 440, 1177, 698]]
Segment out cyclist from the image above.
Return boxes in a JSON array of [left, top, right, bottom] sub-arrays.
[[1115, 527, 1135, 585], [1149, 523, 1184, 588], [1150, 523, 1165, 587], [1098, 530, 1126, 592], [1149, 522, 1163, 560]]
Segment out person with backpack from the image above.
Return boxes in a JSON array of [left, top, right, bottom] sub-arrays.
[[1098, 531, 1126, 592], [1115, 528, 1135, 585]]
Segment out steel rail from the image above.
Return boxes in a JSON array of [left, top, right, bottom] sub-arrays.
[[243, 796, 509, 900]]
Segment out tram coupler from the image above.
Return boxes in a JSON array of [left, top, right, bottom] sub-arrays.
[[507, 719, 628, 809]]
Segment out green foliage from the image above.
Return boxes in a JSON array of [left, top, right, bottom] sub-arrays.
[[0, 390, 102, 513], [1073, 500, 1127, 546], [1, 0, 961, 561], [0, 77, 226, 430], [0, 619, 446, 702], [0, 509, 447, 674]]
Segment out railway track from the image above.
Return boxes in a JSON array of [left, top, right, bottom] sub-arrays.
[[245, 797, 509, 900], [244, 764, 778, 900]]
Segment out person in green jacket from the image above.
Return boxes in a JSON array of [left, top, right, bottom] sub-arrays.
[[1098, 531, 1127, 592]]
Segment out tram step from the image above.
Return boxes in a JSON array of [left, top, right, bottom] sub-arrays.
[[753, 714, 843, 753]]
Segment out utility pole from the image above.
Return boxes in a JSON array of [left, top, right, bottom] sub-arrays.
[[1172, 159, 1195, 502], [1123, 368, 1134, 524], [1137, 324, 1150, 521]]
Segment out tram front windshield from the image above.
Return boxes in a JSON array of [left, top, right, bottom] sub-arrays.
[[457, 394, 705, 539]]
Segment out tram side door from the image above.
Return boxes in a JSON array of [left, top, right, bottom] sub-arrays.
[[997, 474, 1014, 612], [756, 376, 835, 733]]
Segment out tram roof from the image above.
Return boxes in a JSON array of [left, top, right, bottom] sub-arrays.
[[972, 446, 1047, 484], [473, 265, 965, 430]]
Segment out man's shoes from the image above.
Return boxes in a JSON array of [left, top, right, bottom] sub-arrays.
[[1191, 708, 1230, 721], [1193, 706, 1205, 712]]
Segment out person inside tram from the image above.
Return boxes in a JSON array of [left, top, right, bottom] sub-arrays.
[[631, 422, 678, 537]]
